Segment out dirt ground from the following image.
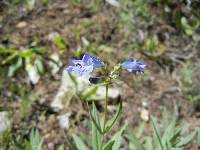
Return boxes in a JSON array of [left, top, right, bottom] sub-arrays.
[[0, 1, 200, 150]]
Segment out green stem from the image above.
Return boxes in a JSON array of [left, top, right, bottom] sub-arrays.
[[100, 84, 109, 150]]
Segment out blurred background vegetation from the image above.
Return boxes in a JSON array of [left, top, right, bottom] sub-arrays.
[[0, 0, 200, 149]]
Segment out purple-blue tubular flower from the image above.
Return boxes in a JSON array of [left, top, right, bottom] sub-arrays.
[[121, 58, 146, 74], [66, 53, 104, 76]]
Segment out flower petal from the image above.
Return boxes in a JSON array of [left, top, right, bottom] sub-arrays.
[[91, 57, 104, 68], [82, 54, 92, 63], [127, 58, 137, 62], [66, 66, 79, 74], [66, 65, 94, 76], [70, 59, 83, 65], [83, 53, 104, 68], [79, 65, 94, 76], [121, 61, 137, 69]]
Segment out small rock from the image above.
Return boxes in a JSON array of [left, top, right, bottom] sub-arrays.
[[63, 9, 70, 14], [39, 98, 46, 105], [50, 71, 76, 112], [50, 70, 92, 111], [96, 86, 121, 99], [106, 0, 120, 7], [0, 112, 10, 134], [50, 96, 64, 112], [16, 21, 27, 28], [142, 100, 149, 108], [58, 113, 71, 129], [140, 108, 149, 122], [47, 143, 54, 150]]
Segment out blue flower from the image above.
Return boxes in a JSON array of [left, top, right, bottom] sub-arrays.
[[66, 53, 104, 76], [121, 58, 146, 74]]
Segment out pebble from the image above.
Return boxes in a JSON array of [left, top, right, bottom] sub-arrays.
[[58, 113, 71, 129], [140, 108, 149, 122], [16, 21, 27, 28]]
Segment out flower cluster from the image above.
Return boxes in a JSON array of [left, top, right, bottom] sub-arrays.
[[121, 58, 146, 74], [66, 53, 104, 76], [66, 53, 146, 83]]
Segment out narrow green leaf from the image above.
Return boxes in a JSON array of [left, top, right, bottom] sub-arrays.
[[68, 74, 78, 87], [162, 109, 169, 129], [30, 48, 46, 55], [143, 137, 153, 150], [103, 141, 115, 150], [91, 102, 103, 150], [25, 140, 33, 150], [150, 116, 164, 150], [18, 50, 34, 58], [125, 130, 145, 150], [78, 132, 90, 147], [135, 122, 145, 138], [162, 117, 176, 146], [55, 36, 67, 49], [0, 49, 18, 53], [104, 101, 122, 133], [179, 125, 189, 135], [72, 134, 89, 150], [170, 128, 182, 146], [81, 86, 98, 100], [2, 53, 18, 64], [197, 129, 200, 149], [30, 129, 43, 150], [89, 103, 103, 134], [35, 58, 44, 74], [8, 57, 23, 77], [175, 131, 196, 147], [104, 124, 127, 150]]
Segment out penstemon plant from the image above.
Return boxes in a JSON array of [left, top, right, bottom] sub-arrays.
[[66, 53, 145, 150]]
